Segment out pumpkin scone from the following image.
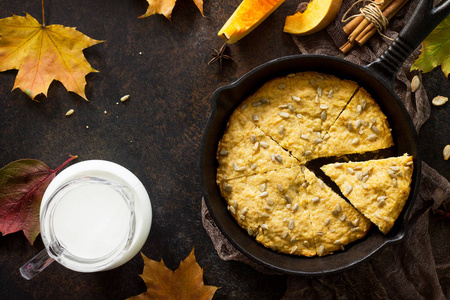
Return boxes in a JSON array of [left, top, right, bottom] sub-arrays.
[[321, 154, 413, 234], [314, 87, 394, 159], [255, 170, 316, 256], [216, 110, 298, 184], [303, 168, 371, 256], [219, 167, 303, 237]]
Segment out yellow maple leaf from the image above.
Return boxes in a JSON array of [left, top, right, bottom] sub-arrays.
[[129, 249, 218, 300], [140, 0, 204, 20], [0, 13, 103, 100]]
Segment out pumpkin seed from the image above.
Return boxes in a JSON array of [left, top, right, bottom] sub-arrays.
[[411, 75, 420, 92], [432, 95, 448, 106], [443, 145, 450, 160]]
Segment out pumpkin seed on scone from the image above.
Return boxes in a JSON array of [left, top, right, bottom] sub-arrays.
[[303, 168, 371, 256], [219, 167, 303, 237], [216, 110, 298, 184], [321, 154, 413, 234], [256, 170, 316, 256], [315, 87, 394, 159]]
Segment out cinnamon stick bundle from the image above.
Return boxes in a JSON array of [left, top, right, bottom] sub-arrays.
[[340, 0, 410, 54]]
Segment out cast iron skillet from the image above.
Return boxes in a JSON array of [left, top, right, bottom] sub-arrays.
[[201, 0, 450, 275]]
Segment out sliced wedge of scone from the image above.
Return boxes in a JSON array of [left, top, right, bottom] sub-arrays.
[[314, 87, 394, 159], [303, 168, 371, 256], [321, 154, 414, 234], [255, 169, 316, 256], [238, 74, 322, 162], [216, 110, 299, 184], [219, 167, 303, 237]]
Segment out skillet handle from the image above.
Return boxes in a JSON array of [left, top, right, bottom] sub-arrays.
[[367, 0, 450, 85]]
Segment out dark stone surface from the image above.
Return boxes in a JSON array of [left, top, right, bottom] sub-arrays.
[[0, 1, 448, 299]]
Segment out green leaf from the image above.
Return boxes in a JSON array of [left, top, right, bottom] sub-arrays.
[[411, 15, 450, 78]]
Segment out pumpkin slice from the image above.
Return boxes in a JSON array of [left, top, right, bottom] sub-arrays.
[[218, 0, 285, 44], [321, 154, 414, 234], [284, 0, 343, 35]]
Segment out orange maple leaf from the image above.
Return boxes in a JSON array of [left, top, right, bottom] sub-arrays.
[[129, 249, 218, 300], [140, 0, 204, 20], [0, 13, 103, 100]]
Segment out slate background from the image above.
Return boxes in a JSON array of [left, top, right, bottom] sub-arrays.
[[0, 0, 448, 299]]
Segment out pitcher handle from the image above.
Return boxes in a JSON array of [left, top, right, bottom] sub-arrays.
[[20, 248, 54, 280]]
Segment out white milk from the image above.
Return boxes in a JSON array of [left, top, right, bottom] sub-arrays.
[[52, 183, 132, 260], [40, 160, 152, 272]]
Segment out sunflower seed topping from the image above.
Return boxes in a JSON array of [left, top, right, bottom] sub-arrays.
[[344, 185, 353, 195], [259, 191, 268, 197], [277, 183, 284, 192], [279, 112, 290, 119], [392, 179, 398, 187], [250, 134, 257, 143], [351, 138, 360, 145], [241, 207, 248, 215], [275, 154, 283, 163], [252, 101, 262, 107], [271, 154, 276, 162], [314, 138, 324, 144], [406, 161, 414, 166], [305, 150, 313, 156], [357, 105, 362, 114], [233, 162, 245, 171], [260, 141, 269, 148], [318, 245, 325, 256], [219, 150, 228, 156], [319, 104, 328, 110], [334, 163, 343, 168], [288, 219, 295, 230], [240, 103, 248, 110], [383, 216, 391, 222], [260, 183, 267, 192], [375, 212, 381, 219], [279, 104, 289, 109], [285, 195, 292, 203], [292, 95, 301, 102], [253, 142, 260, 151], [312, 197, 320, 204], [348, 122, 353, 131], [309, 79, 315, 86], [357, 171, 363, 181], [261, 98, 270, 104], [304, 240, 310, 247], [266, 198, 274, 205], [347, 167, 355, 175], [334, 239, 343, 245], [371, 125, 380, 134], [328, 89, 334, 98], [321, 110, 327, 121], [361, 99, 367, 110], [317, 87, 323, 97], [301, 134, 310, 140], [281, 231, 289, 239], [286, 204, 292, 209], [288, 73, 296, 78], [367, 134, 377, 141], [252, 114, 259, 122], [314, 95, 320, 103], [278, 83, 287, 90], [324, 218, 331, 226], [336, 203, 342, 212], [247, 227, 254, 236], [290, 237, 296, 244], [250, 163, 257, 170], [260, 224, 269, 230], [353, 218, 360, 227], [240, 215, 245, 220], [227, 205, 236, 214], [317, 231, 324, 236], [223, 182, 232, 193], [332, 209, 339, 216], [292, 203, 299, 212], [351, 227, 362, 232], [278, 125, 285, 135], [339, 214, 347, 222], [355, 119, 362, 128], [361, 183, 368, 189], [378, 200, 385, 207]]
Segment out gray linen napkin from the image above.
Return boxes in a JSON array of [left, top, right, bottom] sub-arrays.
[[202, 1, 450, 298]]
